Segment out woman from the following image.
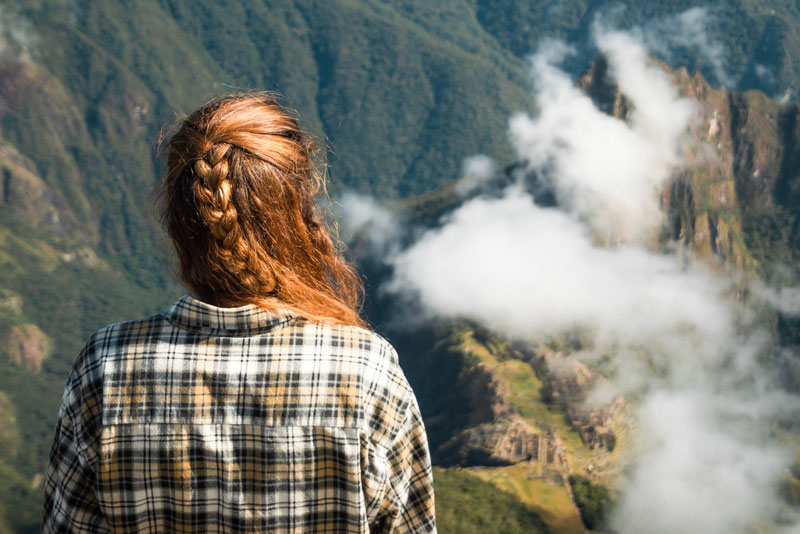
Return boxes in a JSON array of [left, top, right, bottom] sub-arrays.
[[42, 94, 436, 534]]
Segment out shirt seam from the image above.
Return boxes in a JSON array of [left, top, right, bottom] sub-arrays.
[[159, 311, 299, 336]]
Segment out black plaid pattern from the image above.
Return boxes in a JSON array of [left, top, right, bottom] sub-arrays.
[[42, 296, 436, 533]]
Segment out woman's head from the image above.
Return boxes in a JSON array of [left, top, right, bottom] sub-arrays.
[[158, 93, 364, 326]]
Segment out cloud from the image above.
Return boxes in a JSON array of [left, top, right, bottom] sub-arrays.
[[510, 33, 694, 242], [388, 189, 732, 368], [336, 192, 400, 255], [340, 20, 800, 534], [640, 7, 735, 89], [752, 283, 800, 317], [455, 155, 496, 197], [0, 6, 38, 63], [614, 390, 793, 534], [755, 63, 777, 88]]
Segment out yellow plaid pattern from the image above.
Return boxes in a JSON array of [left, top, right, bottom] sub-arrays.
[[42, 296, 435, 533]]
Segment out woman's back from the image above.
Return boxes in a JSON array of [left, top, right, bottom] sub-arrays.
[[43, 296, 433, 533], [42, 94, 436, 533]]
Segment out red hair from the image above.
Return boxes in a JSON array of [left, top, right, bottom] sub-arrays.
[[157, 93, 365, 327]]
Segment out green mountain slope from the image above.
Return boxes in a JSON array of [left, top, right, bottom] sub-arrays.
[[434, 467, 550, 534], [474, 0, 800, 94], [0, 2, 539, 531], [22, 0, 535, 199]]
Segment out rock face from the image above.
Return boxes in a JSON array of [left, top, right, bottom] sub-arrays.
[[437, 415, 569, 468], [579, 56, 800, 272], [0, 143, 73, 236], [430, 330, 619, 476], [532, 348, 625, 454], [7, 324, 51, 372], [461, 361, 514, 427]]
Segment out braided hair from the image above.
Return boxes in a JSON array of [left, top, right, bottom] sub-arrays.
[[158, 93, 364, 326]]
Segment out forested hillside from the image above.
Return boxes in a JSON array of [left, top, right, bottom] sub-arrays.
[[1, 1, 800, 532]]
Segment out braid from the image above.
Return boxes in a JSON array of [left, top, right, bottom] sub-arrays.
[[192, 142, 276, 294], [192, 143, 234, 242], [159, 92, 365, 326]]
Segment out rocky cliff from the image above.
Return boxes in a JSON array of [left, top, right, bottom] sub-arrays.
[[580, 56, 799, 277]]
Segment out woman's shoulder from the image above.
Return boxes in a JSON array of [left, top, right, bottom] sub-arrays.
[[70, 311, 176, 386], [81, 312, 171, 354], [291, 319, 401, 366], [59, 312, 168, 420], [311, 324, 416, 447], [290, 319, 410, 392]]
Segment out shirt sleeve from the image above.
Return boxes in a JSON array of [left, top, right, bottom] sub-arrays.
[[373, 393, 437, 534], [42, 342, 110, 534], [41, 407, 109, 534]]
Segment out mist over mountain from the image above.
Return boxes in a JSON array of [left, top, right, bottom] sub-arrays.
[[342, 22, 800, 534], [1, 1, 800, 533]]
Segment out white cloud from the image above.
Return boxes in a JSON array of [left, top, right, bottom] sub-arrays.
[[340, 20, 800, 533], [0, 6, 38, 63], [455, 154, 496, 196], [753, 283, 800, 317], [388, 189, 731, 365], [336, 192, 399, 254], [613, 390, 792, 534], [510, 34, 694, 242], [755, 63, 777, 87], [641, 7, 735, 89]]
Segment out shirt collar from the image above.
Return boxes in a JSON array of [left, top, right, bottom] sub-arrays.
[[162, 295, 297, 335]]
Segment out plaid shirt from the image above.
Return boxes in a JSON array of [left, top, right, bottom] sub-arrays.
[[42, 296, 436, 533]]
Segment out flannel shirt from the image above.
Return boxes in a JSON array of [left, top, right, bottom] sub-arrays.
[[42, 295, 436, 534]]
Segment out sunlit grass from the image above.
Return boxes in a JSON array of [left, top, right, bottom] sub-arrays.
[[467, 465, 585, 534]]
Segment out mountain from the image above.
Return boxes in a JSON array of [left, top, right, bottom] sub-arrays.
[[1, 1, 800, 532], [474, 0, 800, 95], [357, 57, 800, 531], [0, 3, 538, 529]]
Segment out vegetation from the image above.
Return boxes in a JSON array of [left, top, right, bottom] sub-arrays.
[[434, 467, 550, 534], [385, 318, 614, 532], [568, 475, 614, 531], [383, 323, 482, 452], [470, 465, 586, 534], [474, 0, 800, 93], [743, 208, 800, 267]]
